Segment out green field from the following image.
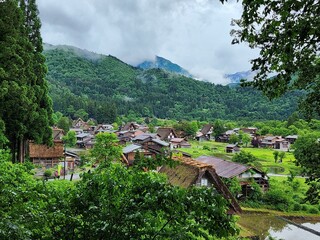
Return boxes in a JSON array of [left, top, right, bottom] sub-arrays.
[[180, 140, 300, 175]]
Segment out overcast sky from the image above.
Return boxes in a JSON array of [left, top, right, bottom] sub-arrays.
[[37, 0, 258, 84]]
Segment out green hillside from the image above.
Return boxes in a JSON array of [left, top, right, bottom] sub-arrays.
[[44, 45, 302, 123]]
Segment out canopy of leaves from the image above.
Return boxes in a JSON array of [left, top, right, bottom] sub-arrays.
[[0, 149, 238, 239], [231, 0, 320, 117], [293, 133, 320, 204], [232, 151, 257, 164]]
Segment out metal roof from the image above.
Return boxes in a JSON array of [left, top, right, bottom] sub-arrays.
[[152, 138, 169, 146], [196, 156, 253, 178], [122, 144, 142, 154]]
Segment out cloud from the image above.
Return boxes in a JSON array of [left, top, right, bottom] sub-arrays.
[[37, 0, 258, 84]]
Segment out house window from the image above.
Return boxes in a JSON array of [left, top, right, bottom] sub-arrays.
[[201, 177, 208, 187]]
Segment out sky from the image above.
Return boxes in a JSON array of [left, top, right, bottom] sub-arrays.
[[37, 0, 258, 84]]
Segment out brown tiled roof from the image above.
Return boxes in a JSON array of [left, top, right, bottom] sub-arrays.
[[29, 142, 64, 158]]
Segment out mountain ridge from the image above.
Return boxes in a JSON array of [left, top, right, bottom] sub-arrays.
[[43, 43, 301, 123]]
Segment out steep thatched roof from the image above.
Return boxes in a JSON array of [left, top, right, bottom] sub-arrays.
[[159, 156, 242, 214], [29, 141, 64, 159], [200, 124, 213, 135], [156, 127, 177, 140]]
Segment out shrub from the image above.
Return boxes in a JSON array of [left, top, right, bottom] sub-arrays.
[[292, 203, 301, 211], [232, 151, 257, 164], [263, 189, 291, 211], [44, 169, 52, 178], [308, 207, 319, 214], [202, 145, 210, 151]]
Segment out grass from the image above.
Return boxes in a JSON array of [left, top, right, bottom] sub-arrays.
[[181, 140, 300, 175]]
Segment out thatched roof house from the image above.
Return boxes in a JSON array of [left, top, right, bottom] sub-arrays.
[[156, 127, 177, 141], [29, 141, 64, 168], [159, 156, 242, 214]]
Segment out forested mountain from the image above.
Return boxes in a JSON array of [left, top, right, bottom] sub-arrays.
[[44, 44, 303, 123], [137, 56, 193, 78]]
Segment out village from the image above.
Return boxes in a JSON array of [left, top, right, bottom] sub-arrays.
[[29, 118, 303, 211]]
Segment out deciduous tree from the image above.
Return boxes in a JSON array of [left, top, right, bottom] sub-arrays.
[[230, 0, 320, 117]]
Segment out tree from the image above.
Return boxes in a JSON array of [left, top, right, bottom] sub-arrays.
[[0, 0, 37, 162], [62, 130, 76, 147], [20, 0, 54, 147], [71, 163, 238, 239], [232, 151, 257, 164], [230, 0, 320, 117], [90, 133, 122, 165], [57, 116, 70, 133], [273, 151, 279, 163], [293, 133, 320, 203], [0, 0, 53, 162], [278, 151, 286, 163], [229, 133, 239, 144], [213, 120, 225, 138], [242, 133, 251, 147]]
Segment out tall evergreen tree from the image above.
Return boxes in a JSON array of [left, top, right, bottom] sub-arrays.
[[0, 0, 52, 162], [0, 0, 34, 162], [20, 0, 53, 146]]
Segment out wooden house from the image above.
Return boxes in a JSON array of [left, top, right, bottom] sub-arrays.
[[196, 156, 269, 197], [260, 136, 289, 150], [156, 127, 177, 141], [52, 128, 64, 141], [285, 135, 298, 144], [216, 130, 235, 143], [170, 138, 191, 148], [76, 133, 93, 148], [121, 122, 140, 131], [225, 144, 241, 153], [122, 137, 169, 165], [29, 141, 64, 168], [159, 156, 242, 214], [196, 124, 214, 141]]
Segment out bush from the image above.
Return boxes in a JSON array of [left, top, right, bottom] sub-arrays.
[[292, 203, 301, 211], [308, 207, 319, 214], [263, 189, 291, 211], [202, 145, 210, 151], [44, 169, 52, 178], [232, 151, 257, 164]]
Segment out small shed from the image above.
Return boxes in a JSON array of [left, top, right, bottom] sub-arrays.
[[226, 144, 241, 153]]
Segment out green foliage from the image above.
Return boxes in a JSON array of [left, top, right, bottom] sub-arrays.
[[278, 152, 285, 163], [0, 0, 53, 162], [72, 163, 238, 239], [232, 0, 320, 117], [241, 133, 251, 147], [44, 169, 52, 177], [293, 133, 320, 204], [62, 130, 76, 147], [90, 132, 122, 165], [232, 151, 257, 164], [174, 120, 198, 137], [44, 46, 302, 123], [222, 177, 241, 197], [229, 133, 239, 144], [273, 151, 279, 163], [57, 116, 70, 133]]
